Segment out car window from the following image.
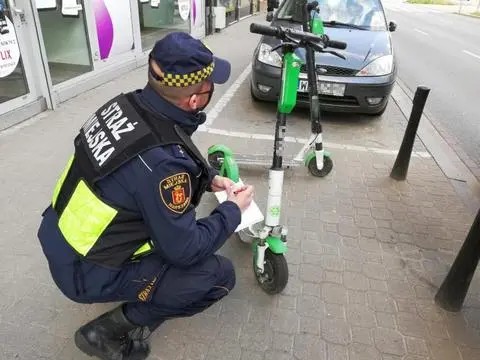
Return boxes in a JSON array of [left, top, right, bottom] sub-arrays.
[[276, 0, 387, 31]]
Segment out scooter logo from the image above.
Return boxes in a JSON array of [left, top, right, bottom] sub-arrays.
[[269, 206, 280, 217]]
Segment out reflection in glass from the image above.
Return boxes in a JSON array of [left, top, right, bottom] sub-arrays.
[[277, 0, 388, 31], [37, 1, 93, 85], [138, 0, 190, 51]]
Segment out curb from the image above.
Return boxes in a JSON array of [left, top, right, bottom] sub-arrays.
[[455, 11, 480, 18], [390, 79, 480, 211]]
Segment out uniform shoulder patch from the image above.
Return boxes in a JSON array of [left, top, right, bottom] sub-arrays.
[[159, 172, 191, 214]]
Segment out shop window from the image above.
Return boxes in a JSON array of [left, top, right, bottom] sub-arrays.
[[37, 0, 93, 85], [0, 0, 28, 104], [91, 0, 135, 61], [138, 0, 191, 51]]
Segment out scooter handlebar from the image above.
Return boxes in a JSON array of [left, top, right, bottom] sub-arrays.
[[250, 23, 348, 51], [250, 23, 282, 38], [250, 23, 325, 44], [325, 39, 347, 50]]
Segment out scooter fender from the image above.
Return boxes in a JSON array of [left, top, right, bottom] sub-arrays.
[[207, 144, 239, 183], [207, 144, 233, 157], [304, 149, 331, 166], [252, 236, 287, 255]]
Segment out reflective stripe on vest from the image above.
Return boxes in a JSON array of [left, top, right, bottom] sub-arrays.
[[132, 242, 152, 257], [52, 155, 152, 259]]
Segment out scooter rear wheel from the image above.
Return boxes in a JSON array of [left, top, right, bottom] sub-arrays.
[[254, 249, 289, 294], [307, 155, 333, 177]]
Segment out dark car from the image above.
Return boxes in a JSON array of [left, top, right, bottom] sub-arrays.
[[250, 0, 398, 116]]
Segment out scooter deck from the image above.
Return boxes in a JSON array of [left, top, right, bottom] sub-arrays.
[[227, 154, 305, 168]]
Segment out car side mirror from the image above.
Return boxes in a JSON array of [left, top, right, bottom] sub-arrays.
[[266, 11, 273, 22], [389, 21, 397, 32]]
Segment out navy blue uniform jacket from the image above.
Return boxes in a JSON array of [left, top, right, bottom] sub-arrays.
[[38, 85, 241, 301]]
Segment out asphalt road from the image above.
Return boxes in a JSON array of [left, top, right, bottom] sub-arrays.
[[382, 0, 480, 176]]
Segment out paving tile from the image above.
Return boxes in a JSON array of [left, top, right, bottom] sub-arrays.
[[293, 334, 327, 360], [373, 328, 406, 356], [321, 318, 351, 345]]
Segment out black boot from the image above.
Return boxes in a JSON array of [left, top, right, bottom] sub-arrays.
[[124, 327, 152, 360], [74, 304, 151, 360]]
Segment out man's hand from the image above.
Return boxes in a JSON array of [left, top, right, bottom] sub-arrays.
[[226, 184, 254, 213], [210, 175, 235, 192]]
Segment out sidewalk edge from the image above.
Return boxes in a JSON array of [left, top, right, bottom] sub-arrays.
[[390, 79, 480, 203]]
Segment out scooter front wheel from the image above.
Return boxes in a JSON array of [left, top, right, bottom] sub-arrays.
[[254, 248, 289, 294], [307, 155, 333, 178]]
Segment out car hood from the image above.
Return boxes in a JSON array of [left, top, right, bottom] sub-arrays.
[[266, 20, 392, 70]]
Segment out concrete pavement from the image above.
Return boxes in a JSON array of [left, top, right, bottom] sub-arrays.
[[1, 14, 480, 360]]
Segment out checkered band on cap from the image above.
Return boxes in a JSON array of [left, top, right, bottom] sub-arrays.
[[156, 62, 215, 88]]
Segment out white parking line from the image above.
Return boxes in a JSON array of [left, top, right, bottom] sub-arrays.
[[202, 63, 252, 128], [463, 50, 480, 61], [198, 127, 432, 158], [414, 28, 429, 36]]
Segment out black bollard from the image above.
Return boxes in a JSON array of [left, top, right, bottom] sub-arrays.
[[435, 208, 480, 311], [390, 86, 430, 180]]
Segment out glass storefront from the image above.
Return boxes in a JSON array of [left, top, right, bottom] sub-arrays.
[[223, 0, 238, 25], [137, 0, 191, 51], [238, 0, 251, 18], [0, 0, 29, 104], [37, 0, 93, 85], [219, 0, 260, 26], [0, 0, 255, 130]]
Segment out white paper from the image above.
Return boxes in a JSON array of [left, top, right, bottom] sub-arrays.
[[214, 179, 264, 233]]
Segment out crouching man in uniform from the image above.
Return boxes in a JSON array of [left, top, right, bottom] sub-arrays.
[[37, 32, 254, 360]]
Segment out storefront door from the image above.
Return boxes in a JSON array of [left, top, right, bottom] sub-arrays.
[[0, 0, 49, 128], [35, 0, 93, 86], [225, 0, 238, 25], [136, 0, 191, 52], [238, 0, 251, 18]]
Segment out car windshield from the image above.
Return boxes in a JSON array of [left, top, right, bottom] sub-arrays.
[[276, 0, 387, 31]]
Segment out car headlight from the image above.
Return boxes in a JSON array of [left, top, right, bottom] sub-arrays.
[[257, 43, 282, 67], [357, 55, 394, 76]]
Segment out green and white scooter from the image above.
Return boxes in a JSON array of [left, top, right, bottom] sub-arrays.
[[208, 7, 347, 294]]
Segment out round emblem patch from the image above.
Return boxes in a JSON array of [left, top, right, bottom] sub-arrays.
[[159, 172, 192, 214]]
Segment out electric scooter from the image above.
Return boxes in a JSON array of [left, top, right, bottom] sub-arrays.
[[209, 1, 346, 178], [208, 8, 347, 294]]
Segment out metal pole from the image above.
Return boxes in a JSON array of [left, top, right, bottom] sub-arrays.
[[390, 86, 430, 181], [435, 208, 480, 311]]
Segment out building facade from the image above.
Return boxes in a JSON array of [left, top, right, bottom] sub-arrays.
[[0, 0, 256, 131]]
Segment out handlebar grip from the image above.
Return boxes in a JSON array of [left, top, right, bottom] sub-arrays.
[[326, 40, 347, 50], [250, 23, 281, 38]]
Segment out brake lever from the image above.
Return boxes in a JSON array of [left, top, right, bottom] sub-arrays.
[[271, 41, 299, 52], [326, 50, 346, 60], [308, 41, 326, 53]]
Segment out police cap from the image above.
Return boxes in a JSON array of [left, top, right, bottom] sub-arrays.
[[149, 32, 231, 88]]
